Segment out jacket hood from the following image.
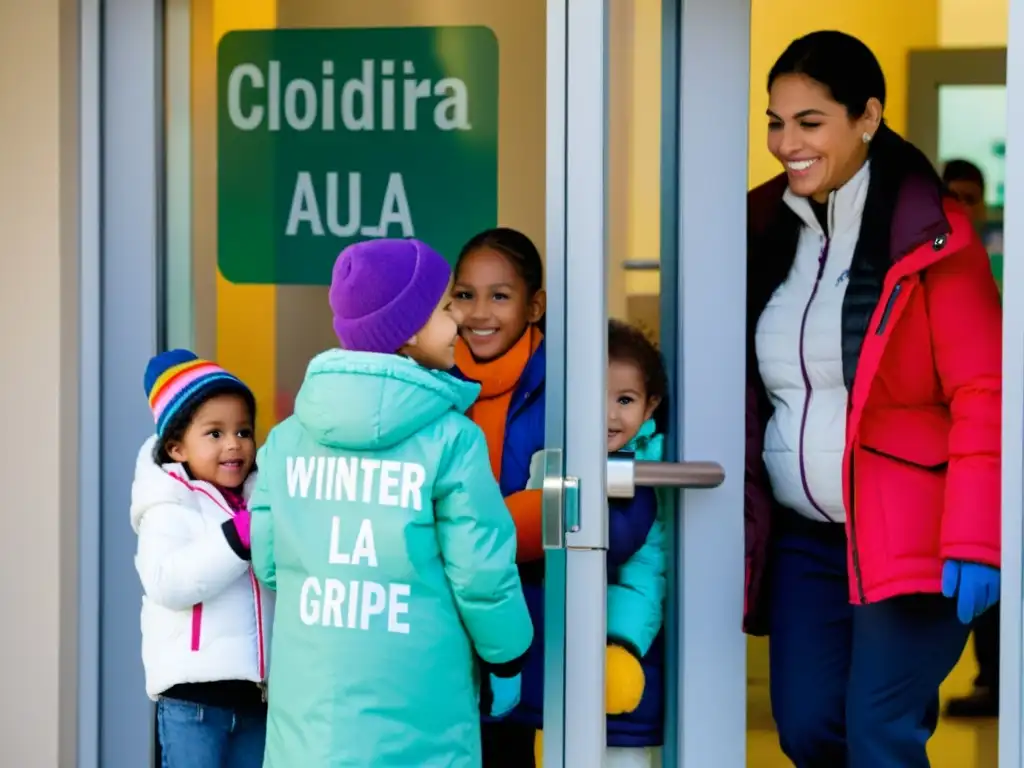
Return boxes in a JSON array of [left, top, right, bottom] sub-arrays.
[[294, 350, 482, 451], [129, 435, 257, 532]]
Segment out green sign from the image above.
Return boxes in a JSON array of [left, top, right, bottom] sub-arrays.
[[217, 27, 499, 285]]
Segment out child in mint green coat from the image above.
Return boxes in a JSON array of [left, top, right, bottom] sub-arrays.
[[249, 239, 533, 768], [526, 319, 668, 768]]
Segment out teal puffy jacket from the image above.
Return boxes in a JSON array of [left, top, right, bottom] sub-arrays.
[[250, 350, 533, 767]]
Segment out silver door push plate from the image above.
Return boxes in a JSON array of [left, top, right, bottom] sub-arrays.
[[541, 448, 566, 550]]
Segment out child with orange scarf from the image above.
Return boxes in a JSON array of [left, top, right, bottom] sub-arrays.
[[452, 228, 648, 767]]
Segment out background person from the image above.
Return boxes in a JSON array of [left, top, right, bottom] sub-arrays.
[[941, 158, 1000, 720]]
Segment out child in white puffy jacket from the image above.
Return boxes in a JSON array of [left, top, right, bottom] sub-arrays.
[[131, 349, 274, 768]]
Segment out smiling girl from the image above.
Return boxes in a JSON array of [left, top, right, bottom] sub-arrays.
[[452, 227, 548, 766], [131, 350, 272, 768]]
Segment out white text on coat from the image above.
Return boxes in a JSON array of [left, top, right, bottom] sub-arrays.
[[287, 455, 426, 510]]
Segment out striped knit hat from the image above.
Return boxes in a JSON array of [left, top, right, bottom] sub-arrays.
[[144, 349, 255, 437]]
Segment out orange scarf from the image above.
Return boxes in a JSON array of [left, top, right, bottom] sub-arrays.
[[455, 326, 543, 480]]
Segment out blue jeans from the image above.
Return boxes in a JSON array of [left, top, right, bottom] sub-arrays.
[[768, 518, 970, 768], [157, 698, 266, 768]]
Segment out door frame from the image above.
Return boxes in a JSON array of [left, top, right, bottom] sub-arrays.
[[78, 0, 103, 764], [542, 0, 610, 763], [1001, 4, 1024, 767], [906, 46, 1008, 168], [88, 0, 166, 766], [667, 0, 750, 763]]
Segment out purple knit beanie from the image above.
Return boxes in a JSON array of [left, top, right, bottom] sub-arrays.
[[328, 238, 452, 354]]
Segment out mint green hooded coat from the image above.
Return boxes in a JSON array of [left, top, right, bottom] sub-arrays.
[[250, 350, 533, 768]]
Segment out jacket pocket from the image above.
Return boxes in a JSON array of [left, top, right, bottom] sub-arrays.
[[857, 407, 951, 469], [859, 444, 948, 471], [157, 697, 205, 724], [854, 436, 947, 565]]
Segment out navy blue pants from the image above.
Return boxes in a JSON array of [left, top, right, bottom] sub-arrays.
[[768, 517, 969, 768]]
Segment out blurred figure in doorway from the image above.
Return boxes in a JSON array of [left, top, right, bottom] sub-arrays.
[[943, 159, 988, 229], [942, 158, 999, 719]]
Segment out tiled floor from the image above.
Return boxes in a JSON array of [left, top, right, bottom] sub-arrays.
[[746, 636, 998, 767]]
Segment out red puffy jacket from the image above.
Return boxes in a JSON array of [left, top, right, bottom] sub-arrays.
[[744, 171, 1002, 632]]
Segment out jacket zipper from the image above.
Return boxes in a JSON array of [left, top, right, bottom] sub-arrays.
[[796, 236, 836, 522], [210, 487, 268, 692], [168, 472, 268, 692], [209, 487, 268, 691], [848, 282, 903, 603], [847, 451, 866, 603], [875, 283, 902, 335], [249, 569, 268, 699]]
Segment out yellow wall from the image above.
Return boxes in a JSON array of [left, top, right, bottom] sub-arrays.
[[748, 0, 940, 188], [629, 0, 945, 295], [209, 0, 278, 445], [617, 0, 662, 300], [939, 0, 1008, 46]]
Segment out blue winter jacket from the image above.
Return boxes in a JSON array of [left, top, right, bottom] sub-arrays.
[[458, 342, 667, 747]]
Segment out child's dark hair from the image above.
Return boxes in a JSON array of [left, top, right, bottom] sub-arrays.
[[942, 159, 986, 193], [609, 319, 668, 410], [153, 383, 256, 465], [456, 227, 545, 297]]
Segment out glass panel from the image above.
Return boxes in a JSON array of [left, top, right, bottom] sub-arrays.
[[605, 0, 675, 765], [609, 0, 662, 334], [938, 83, 1007, 295], [167, 0, 567, 763], [938, 84, 1007, 208], [938, 82, 1004, 768], [165, 0, 663, 764], [172, 0, 548, 443], [999, 9, 1024, 768]]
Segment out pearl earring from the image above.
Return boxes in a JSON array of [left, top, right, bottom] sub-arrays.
[[862, 132, 872, 144]]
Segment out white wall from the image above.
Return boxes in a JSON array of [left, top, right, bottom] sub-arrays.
[[0, 0, 80, 765]]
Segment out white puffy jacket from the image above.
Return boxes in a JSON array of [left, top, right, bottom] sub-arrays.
[[130, 436, 274, 700], [755, 162, 871, 524]]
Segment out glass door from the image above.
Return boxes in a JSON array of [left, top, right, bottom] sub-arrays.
[[92, 1, 756, 767], [540, 0, 752, 765], [163, 0, 578, 764]]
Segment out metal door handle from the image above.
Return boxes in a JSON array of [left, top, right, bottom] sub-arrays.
[[542, 451, 727, 549], [607, 458, 725, 498]]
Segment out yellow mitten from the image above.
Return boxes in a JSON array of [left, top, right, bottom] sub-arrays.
[[605, 644, 645, 715]]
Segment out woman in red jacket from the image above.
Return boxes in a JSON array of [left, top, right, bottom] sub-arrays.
[[744, 31, 1001, 767]]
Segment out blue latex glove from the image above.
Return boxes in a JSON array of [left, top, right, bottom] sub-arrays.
[[487, 673, 521, 718], [941, 560, 1000, 625]]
